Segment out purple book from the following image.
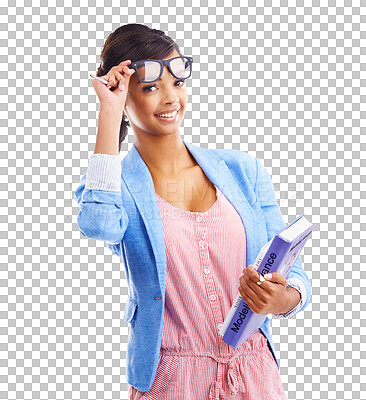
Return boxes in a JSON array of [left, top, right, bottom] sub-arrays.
[[219, 214, 316, 349]]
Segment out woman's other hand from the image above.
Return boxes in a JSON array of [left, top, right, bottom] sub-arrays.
[[92, 59, 136, 112], [238, 265, 293, 315]]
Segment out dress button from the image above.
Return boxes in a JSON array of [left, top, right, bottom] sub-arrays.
[[197, 216, 202, 222], [218, 323, 223, 331], [210, 294, 216, 301], [199, 240, 205, 247], [204, 268, 210, 274]]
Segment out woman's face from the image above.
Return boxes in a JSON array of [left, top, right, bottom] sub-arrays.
[[124, 50, 188, 138]]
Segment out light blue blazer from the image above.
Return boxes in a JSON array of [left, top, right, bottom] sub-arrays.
[[74, 138, 311, 392]]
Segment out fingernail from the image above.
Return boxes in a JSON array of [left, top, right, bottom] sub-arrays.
[[121, 84, 125, 91], [264, 273, 272, 279]]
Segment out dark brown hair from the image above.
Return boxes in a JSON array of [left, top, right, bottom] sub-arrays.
[[96, 23, 183, 153]]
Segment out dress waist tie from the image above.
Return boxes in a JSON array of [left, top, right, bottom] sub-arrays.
[[207, 351, 246, 400]]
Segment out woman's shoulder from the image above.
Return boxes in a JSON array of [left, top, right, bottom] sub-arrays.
[[210, 147, 258, 180]]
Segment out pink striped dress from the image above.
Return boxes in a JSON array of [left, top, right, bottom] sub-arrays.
[[128, 185, 288, 400]]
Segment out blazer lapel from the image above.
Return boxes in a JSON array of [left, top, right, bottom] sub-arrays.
[[122, 138, 262, 295], [183, 140, 263, 268]]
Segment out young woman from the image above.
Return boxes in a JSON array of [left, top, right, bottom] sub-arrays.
[[75, 23, 311, 400]]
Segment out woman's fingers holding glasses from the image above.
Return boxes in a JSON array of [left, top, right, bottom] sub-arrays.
[[106, 71, 123, 89], [106, 63, 135, 90], [118, 59, 132, 67]]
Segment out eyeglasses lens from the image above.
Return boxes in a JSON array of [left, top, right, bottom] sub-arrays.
[[170, 57, 191, 79], [136, 57, 191, 83]]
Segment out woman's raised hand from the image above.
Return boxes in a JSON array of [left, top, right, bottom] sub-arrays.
[[92, 60, 136, 112]]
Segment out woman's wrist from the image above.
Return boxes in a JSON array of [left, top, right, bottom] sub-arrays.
[[99, 104, 123, 117], [280, 286, 301, 314], [94, 107, 123, 155]]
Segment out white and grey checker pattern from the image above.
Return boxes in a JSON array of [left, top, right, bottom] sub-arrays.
[[1, 1, 365, 400]]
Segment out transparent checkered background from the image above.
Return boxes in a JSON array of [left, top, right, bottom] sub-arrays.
[[1, 1, 365, 399]]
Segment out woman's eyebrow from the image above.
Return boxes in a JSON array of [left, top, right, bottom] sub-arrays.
[[138, 77, 178, 85], [137, 79, 161, 85]]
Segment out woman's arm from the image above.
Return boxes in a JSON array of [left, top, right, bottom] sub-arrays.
[[74, 108, 129, 248], [254, 157, 312, 318], [94, 106, 122, 155], [74, 154, 129, 245]]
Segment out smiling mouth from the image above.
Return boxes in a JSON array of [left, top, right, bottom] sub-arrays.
[[154, 108, 181, 122], [154, 108, 180, 118]]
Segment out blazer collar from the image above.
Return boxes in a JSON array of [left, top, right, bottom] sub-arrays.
[[122, 138, 259, 295]]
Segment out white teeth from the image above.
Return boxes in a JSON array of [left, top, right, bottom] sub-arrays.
[[156, 110, 178, 118]]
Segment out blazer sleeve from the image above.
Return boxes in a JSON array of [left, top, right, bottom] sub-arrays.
[[254, 157, 312, 318], [74, 153, 129, 247]]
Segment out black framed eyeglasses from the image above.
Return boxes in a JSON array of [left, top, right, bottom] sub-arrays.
[[127, 56, 193, 83]]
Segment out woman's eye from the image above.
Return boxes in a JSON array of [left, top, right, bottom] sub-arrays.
[[142, 84, 156, 93], [142, 79, 185, 92]]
